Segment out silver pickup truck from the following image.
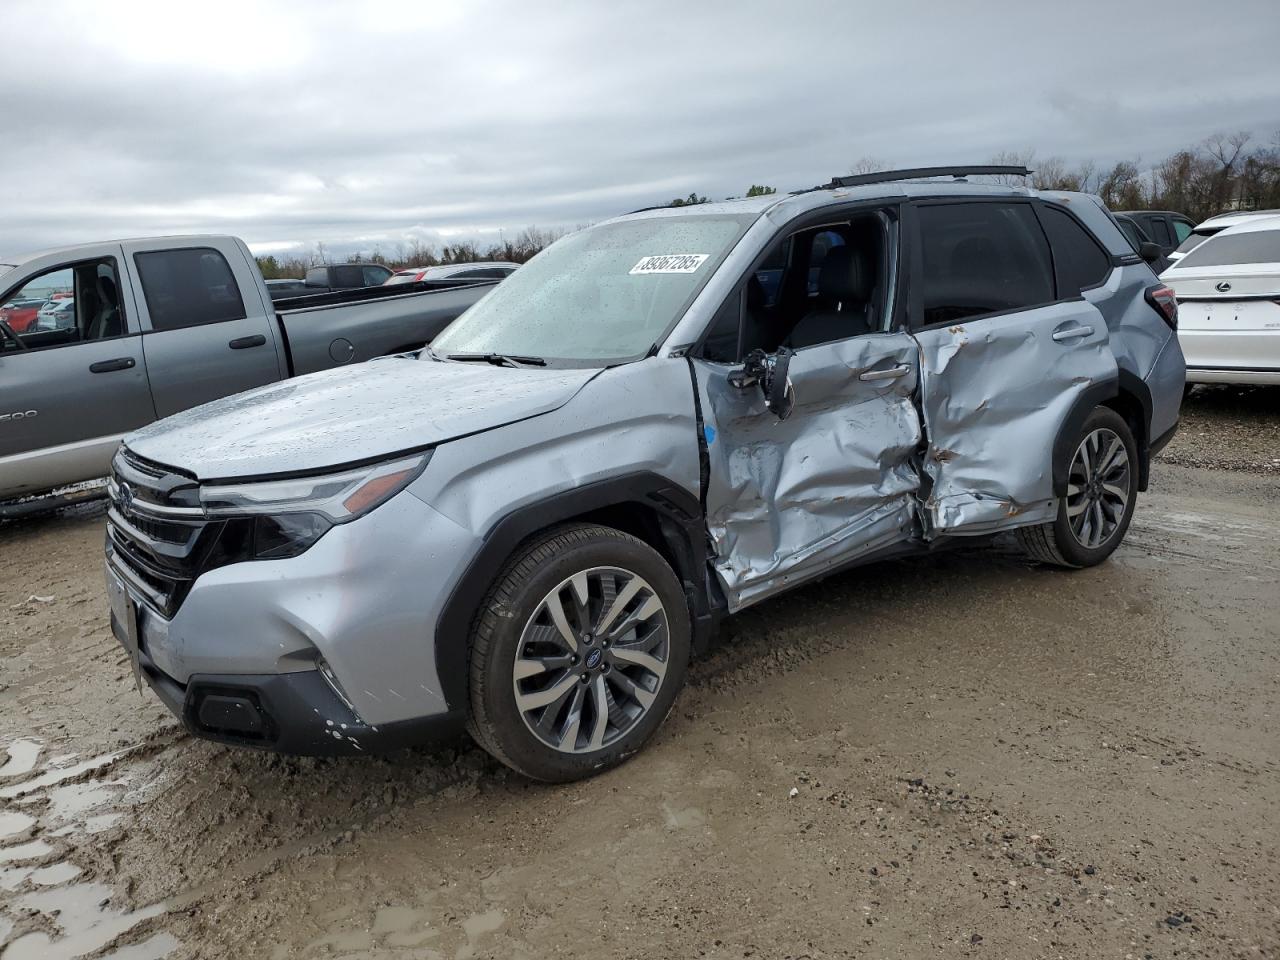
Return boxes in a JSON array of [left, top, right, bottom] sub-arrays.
[[0, 235, 495, 512]]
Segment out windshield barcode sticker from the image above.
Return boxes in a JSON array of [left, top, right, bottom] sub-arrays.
[[629, 254, 709, 275]]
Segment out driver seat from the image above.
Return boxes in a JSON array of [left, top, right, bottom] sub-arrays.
[[87, 273, 122, 340], [786, 246, 875, 348]]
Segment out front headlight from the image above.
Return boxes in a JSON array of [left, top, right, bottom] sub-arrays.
[[199, 452, 431, 523]]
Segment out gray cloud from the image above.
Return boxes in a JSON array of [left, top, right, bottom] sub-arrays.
[[2, 0, 1278, 261]]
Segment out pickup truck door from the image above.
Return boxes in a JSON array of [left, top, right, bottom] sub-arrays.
[[907, 200, 1118, 535], [0, 252, 155, 497], [122, 239, 285, 418]]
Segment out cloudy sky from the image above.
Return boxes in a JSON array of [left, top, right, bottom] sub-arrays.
[[1, 0, 1277, 261]]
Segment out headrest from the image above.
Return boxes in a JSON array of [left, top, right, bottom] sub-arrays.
[[817, 245, 873, 303]]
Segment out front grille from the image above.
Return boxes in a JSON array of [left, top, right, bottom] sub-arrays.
[[106, 448, 219, 617]]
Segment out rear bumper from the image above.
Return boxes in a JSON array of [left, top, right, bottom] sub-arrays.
[[111, 609, 465, 755]]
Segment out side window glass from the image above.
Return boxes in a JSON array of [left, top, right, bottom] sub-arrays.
[[1039, 206, 1112, 295], [1, 260, 126, 352], [1149, 218, 1173, 246], [753, 235, 790, 307], [135, 248, 247, 332], [305, 266, 327, 286], [700, 291, 742, 363], [1173, 219, 1194, 243], [363, 265, 391, 286], [918, 203, 1054, 326], [332, 265, 364, 288]]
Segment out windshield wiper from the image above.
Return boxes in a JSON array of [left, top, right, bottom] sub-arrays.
[[444, 352, 546, 367]]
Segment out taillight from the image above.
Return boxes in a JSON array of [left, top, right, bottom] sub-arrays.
[[1145, 284, 1178, 330]]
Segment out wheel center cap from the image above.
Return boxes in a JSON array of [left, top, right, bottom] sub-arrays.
[[584, 648, 603, 670]]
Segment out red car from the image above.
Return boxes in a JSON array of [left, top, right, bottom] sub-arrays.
[[0, 298, 46, 333]]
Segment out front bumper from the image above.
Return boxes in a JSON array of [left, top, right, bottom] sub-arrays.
[[106, 486, 483, 747], [110, 609, 464, 754]]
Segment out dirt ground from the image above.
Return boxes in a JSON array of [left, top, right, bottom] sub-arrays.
[[1, 391, 1277, 959]]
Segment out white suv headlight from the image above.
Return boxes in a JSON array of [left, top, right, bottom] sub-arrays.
[[199, 452, 431, 523]]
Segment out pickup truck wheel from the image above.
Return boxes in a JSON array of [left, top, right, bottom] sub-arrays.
[[1017, 406, 1138, 569], [467, 523, 690, 782]]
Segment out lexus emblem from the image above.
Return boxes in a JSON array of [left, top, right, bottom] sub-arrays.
[[1215, 281, 1232, 292], [119, 482, 134, 516]]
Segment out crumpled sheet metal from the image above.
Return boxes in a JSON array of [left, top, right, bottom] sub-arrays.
[[694, 334, 922, 611], [912, 301, 1117, 534]]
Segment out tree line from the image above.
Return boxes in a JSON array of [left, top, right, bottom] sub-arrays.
[[256, 133, 1279, 280], [256, 225, 570, 280]]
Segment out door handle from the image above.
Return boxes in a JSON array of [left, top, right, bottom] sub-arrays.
[[1051, 325, 1094, 342], [89, 357, 136, 373], [859, 364, 910, 382], [229, 334, 267, 350]]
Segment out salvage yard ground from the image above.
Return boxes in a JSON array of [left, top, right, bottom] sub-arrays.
[[0, 385, 1277, 959]]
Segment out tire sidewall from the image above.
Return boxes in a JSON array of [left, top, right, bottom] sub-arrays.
[[476, 530, 691, 782], [1051, 407, 1139, 567]]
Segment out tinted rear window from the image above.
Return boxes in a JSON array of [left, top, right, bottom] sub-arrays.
[[1040, 206, 1112, 293], [917, 202, 1054, 326], [135, 248, 247, 331], [1174, 232, 1211, 256], [1177, 229, 1280, 268]]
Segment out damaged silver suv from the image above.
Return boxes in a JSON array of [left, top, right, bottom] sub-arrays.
[[104, 166, 1185, 781]]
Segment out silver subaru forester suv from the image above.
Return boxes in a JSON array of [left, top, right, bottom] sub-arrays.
[[104, 166, 1185, 781]]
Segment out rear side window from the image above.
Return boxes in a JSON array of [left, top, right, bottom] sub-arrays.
[[1039, 206, 1112, 294], [332, 265, 364, 288], [1147, 217, 1173, 246], [917, 202, 1054, 326], [305, 266, 328, 286], [1177, 229, 1280, 268], [135, 248, 247, 332], [1174, 232, 1210, 256]]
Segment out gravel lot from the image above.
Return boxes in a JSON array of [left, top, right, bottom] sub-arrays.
[[0, 400, 1277, 959]]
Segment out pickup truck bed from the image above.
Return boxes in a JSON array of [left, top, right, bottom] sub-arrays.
[[0, 235, 495, 509]]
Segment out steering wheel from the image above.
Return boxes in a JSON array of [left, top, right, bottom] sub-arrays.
[[0, 318, 28, 351]]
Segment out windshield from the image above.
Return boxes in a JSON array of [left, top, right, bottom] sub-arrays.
[[429, 214, 755, 365], [1177, 228, 1280, 269]]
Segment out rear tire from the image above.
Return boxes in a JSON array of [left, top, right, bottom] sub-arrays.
[[467, 523, 690, 782], [1017, 407, 1138, 569]]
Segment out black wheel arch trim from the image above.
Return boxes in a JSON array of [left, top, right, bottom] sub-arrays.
[[1052, 370, 1153, 496], [434, 472, 720, 714]]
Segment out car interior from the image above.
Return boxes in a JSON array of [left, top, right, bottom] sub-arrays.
[[0, 259, 124, 353], [700, 211, 892, 362]]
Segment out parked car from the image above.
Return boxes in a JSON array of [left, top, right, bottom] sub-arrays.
[[385, 262, 520, 285], [0, 236, 499, 511], [104, 166, 1184, 781], [1160, 215, 1280, 385], [0, 297, 47, 333], [1113, 214, 1171, 273], [303, 262, 394, 292], [264, 278, 308, 301], [1167, 209, 1280, 264], [1118, 210, 1195, 257]]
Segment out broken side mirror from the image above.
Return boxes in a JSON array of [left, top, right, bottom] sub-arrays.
[[728, 347, 795, 419], [1138, 241, 1162, 264]]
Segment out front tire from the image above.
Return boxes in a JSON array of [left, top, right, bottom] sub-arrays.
[[467, 523, 691, 782], [1017, 407, 1138, 568]]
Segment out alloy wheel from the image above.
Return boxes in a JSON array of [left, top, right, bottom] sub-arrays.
[[1065, 427, 1131, 549], [512, 566, 670, 754]]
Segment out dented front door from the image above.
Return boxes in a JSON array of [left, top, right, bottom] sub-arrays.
[[692, 333, 923, 611], [911, 300, 1117, 534]]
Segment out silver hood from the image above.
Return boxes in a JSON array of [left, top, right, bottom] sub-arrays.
[[125, 358, 600, 480]]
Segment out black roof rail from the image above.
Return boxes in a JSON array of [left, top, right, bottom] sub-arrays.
[[821, 165, 1033, 190]]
